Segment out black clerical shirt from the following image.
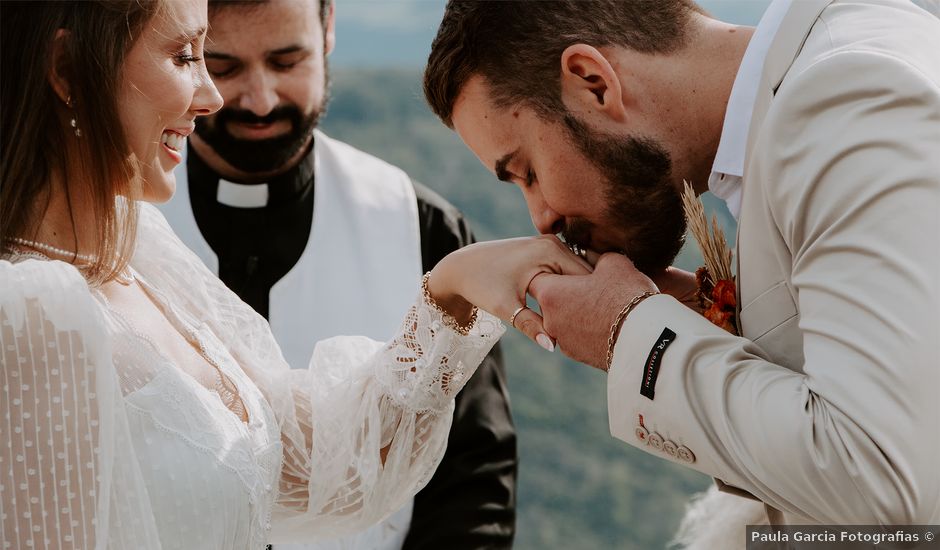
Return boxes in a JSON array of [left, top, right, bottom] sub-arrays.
[[185, 141, 516, 548], [187, 143, 316, 318]]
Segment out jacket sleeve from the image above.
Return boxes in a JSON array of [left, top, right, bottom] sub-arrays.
[[402, 182, 517, 549], [606, 50, 940, 523]]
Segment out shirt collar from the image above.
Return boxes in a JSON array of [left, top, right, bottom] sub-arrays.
[[217, 179, 269, 208], [187, 138, 317, 209], [708, 0, 792, 218]]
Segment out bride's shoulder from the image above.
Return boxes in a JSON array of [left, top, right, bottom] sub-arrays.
[[0, 257, 103, 337], [1, 256, 90, 297], [1, 258, 114, 403]]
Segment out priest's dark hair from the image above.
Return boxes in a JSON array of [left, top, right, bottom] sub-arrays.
[[424, 0, 705, 127], [208, 0, 332, 25], [0, 1, 166, 285]]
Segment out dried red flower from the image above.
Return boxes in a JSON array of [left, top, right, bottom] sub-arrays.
[[712, 279, 736, 310], [695, 266, 738, 334]]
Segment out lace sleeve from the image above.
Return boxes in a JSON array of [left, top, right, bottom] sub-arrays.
[[270, 297, 503, 542], [0, 259, 161, 550], [130, 204, 505, 542]]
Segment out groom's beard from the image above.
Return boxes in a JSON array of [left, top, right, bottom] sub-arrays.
[[560, 113, 686, 275]]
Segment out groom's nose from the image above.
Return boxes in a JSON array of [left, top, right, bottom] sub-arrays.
[[525, 194, 564, 235]]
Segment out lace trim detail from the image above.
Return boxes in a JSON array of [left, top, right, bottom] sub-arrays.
[[125, 373, 269, 500], [373, 293, 504, 414]]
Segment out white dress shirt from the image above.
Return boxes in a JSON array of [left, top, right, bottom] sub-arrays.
[[707, 0, 791, 219]]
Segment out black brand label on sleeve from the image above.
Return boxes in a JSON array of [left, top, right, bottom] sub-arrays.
[[639, 328, 676, 400]]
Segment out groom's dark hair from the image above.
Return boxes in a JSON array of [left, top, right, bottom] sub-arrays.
[[424, 0, 704, 127]]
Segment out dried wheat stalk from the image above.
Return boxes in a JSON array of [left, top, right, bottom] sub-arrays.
[[681, 180, 734, 283]]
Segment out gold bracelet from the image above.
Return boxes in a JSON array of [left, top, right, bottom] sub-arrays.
[[421, 272, 479, 336], [605, 291, 659, 371]]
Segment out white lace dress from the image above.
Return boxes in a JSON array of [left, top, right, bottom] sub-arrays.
[[0, 204, 504, 549]]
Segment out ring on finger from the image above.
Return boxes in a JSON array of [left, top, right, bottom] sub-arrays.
[[509, 305, 529, 328], [568, 242, 587, 259]]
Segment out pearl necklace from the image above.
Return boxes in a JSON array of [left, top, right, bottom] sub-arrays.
[[9, 237, 136, 285], [10, 237, 95, 262]]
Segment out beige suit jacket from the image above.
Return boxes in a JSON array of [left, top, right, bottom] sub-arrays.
[[607, 0, 940, 524]]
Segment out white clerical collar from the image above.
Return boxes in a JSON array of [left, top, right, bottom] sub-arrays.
[[707, 0, 792, 220], [217, 179, 269, 208]]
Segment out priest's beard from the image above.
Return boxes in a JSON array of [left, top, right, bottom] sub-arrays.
[[195, 75, 330, 174], [559, 113, 686, 275]]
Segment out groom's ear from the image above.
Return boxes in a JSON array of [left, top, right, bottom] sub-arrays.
[[559, 44, 627, 123]]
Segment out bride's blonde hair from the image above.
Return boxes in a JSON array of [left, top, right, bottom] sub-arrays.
[[0, 0, 168, 285]]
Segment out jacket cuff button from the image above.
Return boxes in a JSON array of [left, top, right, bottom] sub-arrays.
[[663, 440, 678, 457]]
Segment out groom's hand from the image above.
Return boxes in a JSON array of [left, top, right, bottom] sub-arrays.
[[529, 253, 657, 370]]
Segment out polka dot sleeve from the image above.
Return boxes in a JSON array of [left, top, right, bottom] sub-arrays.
[[1, 259, 160, 550]]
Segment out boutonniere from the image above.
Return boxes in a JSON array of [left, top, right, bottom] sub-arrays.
[[681, 182, 738, 335]]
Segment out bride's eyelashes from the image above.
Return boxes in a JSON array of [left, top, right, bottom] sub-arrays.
[[173, 44, 202, 67]]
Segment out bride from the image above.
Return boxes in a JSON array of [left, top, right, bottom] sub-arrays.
[[0, 1, 590, 548]]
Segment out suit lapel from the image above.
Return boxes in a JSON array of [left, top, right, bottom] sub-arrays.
[[735, 0, 833, 327], [743, 0, 833, 164]]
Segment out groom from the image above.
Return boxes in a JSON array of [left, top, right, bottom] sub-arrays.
[[424, 0, 940, 534]]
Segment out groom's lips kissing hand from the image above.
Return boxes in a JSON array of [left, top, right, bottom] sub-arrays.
[[561, 219, 595, 253]]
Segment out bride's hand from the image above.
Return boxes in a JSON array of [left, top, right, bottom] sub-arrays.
[[427, 235, 593, 348]]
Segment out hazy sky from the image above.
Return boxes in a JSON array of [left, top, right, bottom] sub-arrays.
[[330, 0, 773, 68]]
